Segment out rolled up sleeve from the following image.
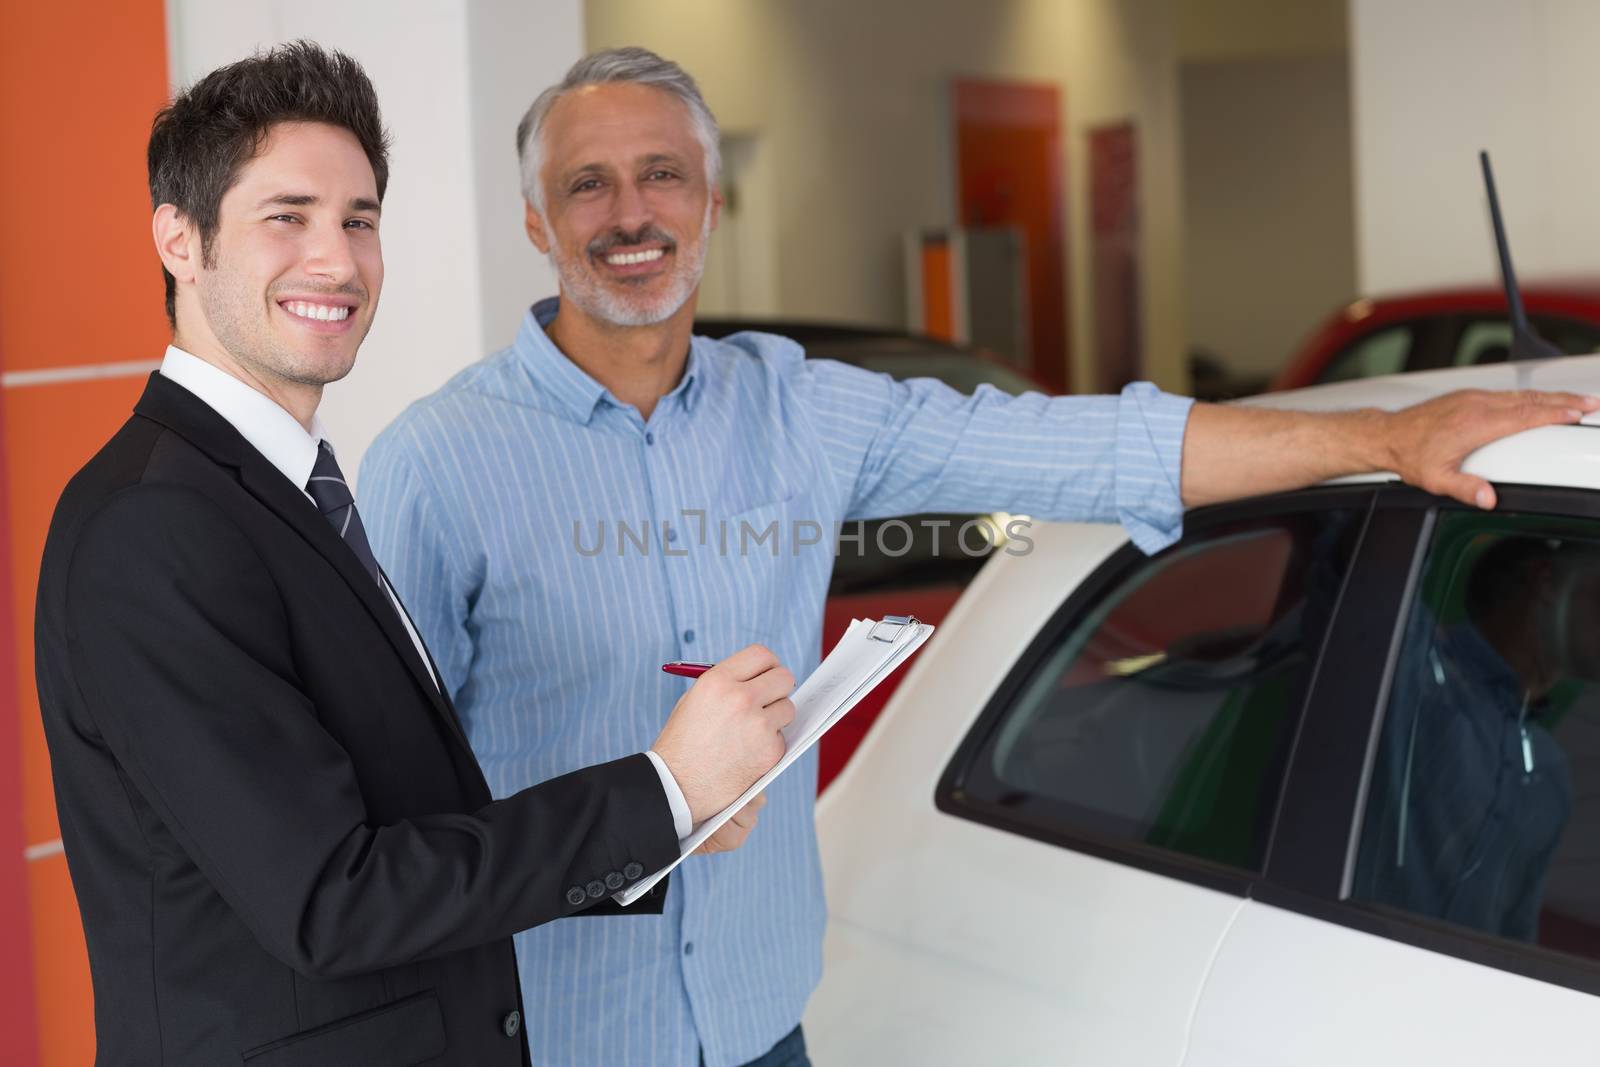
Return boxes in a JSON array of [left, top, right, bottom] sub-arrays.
[[1111, 382, 1192, 553]]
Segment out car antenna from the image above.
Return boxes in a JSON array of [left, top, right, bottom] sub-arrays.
[[1480, 149, 1564, 363]]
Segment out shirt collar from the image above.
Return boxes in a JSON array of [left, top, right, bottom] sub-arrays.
[[514, 297, 701, 425], [158, 345, 330, 493]]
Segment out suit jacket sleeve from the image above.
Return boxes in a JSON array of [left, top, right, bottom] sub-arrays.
[[61, 483, 679, 980]]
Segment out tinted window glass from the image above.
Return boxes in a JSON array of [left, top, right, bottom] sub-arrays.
[[963, 507, 1363, 871], [1452, 320, 1513, 367], [822, 348, 1028, 598], [829, 513, 1002, 595], [1354, 511, 1600, 960], [842, 352, 1037, 395], [1317, 326, 1412, 385], [1534, 315, 1600, 357], [1449, 315, 1600, 368]]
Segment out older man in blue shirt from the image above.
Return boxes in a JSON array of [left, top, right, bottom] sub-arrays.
[[361, 46, 1598, 1067]]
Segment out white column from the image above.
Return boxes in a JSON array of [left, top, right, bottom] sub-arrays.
[[1350, 0, 1600, 296]]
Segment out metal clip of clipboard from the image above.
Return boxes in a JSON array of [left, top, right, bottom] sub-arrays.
[[867, 614, 920, 643]]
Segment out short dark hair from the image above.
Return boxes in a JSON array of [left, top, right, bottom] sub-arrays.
[[147, 41, 391, 326]]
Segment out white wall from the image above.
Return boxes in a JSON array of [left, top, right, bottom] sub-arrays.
[[586, 0, 1188, 392], [1351, 0, 1600, 296], [465, 0, 582, 354], [1181, 56, 1355, 378], [165, 0, 580, 475]]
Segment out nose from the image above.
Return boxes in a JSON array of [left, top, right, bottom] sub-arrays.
[[302, 221, 358, 285], [609, 178, 653, 238]]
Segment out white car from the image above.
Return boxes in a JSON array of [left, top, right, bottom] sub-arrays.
[[806, 357, 1600, 1065]]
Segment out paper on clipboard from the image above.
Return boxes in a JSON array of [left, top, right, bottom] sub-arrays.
[[615, 614, 934, 905]]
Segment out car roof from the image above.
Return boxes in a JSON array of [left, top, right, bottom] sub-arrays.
[[1355, 280, 1600, 313], [1242, 354, 1600, 492]]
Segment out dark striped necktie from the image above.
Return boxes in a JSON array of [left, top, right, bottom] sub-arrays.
[[305, 441, 383, 587]]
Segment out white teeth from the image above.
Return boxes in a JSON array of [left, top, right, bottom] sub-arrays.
[[284, 301, 350, 322], [605, 248, 665, 266]]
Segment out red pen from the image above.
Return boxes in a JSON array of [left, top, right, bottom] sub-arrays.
[[661, 661, 713, 678]]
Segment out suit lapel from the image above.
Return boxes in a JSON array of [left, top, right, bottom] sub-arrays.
[[236, 454, 475, 742], [133, 374, 476, 756]]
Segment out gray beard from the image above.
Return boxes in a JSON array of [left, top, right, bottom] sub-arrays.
[[550, 208, 712, 328]]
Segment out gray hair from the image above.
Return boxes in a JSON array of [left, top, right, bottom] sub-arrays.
[[516, 47, 721, 210]]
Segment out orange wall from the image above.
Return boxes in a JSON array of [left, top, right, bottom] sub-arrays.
[[954, 78, 1070, 393], [0, 3, 172, 1065]]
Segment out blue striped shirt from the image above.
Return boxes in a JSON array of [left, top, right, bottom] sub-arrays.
[[359, 298, 1192, 1067]]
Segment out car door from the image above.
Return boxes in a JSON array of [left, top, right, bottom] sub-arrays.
[[809, 487, 1378, 1065], [1184, 486, 1600, 1066]]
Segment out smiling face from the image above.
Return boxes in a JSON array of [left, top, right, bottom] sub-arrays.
[[526, 82, 720, 329], [174, 121, 383, 395]]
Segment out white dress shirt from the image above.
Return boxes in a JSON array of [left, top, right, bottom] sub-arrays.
[[158, 345, 692, 841]]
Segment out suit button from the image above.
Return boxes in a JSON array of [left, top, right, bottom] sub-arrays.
[[565, 886, 586, 906], [623, 861, 644, 880], [605, 871, 625, 890], [502, 1010, 522, 1038], [586, 879, 606, 899]]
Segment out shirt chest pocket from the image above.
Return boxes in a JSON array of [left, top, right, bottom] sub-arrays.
[[693, 488, 830, 649]]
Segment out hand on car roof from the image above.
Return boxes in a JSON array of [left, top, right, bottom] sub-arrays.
[[1180, 389, 1600, 510]]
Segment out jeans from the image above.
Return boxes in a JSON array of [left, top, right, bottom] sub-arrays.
[[701, 1026, 811, 1067]]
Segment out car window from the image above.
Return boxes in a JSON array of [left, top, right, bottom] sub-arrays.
[[1534, 315, 1600, 357], [1316, 325, 1413, 385], [1448, 315, 1600, 368], [1451, 320, 1513, 367], [843, 352, 1036, 396], [829, 513, 999, 596], [1352, 511, 1600, 961], [822, 349, 1029, 599], [955, 506, 1364, 872]]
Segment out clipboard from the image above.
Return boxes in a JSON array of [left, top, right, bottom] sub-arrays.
[[615, 613, 934, 905]]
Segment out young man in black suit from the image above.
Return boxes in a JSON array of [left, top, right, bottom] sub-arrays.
[[33, 42, 792, 1066]]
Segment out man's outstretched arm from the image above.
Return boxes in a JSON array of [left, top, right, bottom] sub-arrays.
[[1180, 389, 1600, 511]]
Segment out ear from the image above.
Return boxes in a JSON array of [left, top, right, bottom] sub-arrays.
[[709, 183, 724, 233], [524, 200, 551, 254], [152, 204, 200, 285]]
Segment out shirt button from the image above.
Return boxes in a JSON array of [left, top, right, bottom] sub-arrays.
[[684, 942, 695, 956], [683, 629, 695, 644], [645, 432, 655, 445], [502, 1010, 522, 1038], [667, 527, 678, 542]]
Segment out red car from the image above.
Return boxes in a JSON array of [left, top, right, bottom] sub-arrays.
[[695, 319, 1045, 789], [1271, 283, 1600, 391]]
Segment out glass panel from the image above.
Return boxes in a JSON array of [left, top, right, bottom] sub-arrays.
[[846, 352, 1037, 396], [1533, 315, 1600, 357], [977, 508, 1363, 871], [1449, 315, 1600, 367], [1354, 511, 1600, 959], [1452, 320, 1513, 366], [1317, 325, 1412, 385]]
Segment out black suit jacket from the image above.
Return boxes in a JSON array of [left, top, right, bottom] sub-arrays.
[[34, 374, 679, 1066]]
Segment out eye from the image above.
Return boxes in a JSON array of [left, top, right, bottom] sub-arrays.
[[344, 218, 376, 231], [645, 169, 679, 182], [571, 177, 603, 194], [267, 214, 301, 224]]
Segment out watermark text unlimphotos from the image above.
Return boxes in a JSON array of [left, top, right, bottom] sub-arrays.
[[571, 509, 1034, 559]]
